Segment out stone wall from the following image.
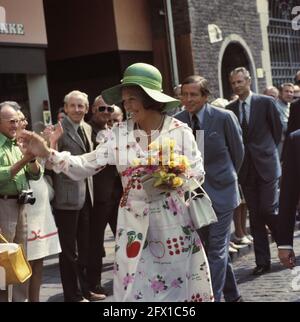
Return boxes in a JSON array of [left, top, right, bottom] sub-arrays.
[[186, 0, 266, 98]]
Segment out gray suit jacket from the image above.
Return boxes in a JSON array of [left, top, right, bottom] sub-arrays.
[[52, 117, 94, 210], [226, 94, 282, 183], [175, 104, 244, 213]]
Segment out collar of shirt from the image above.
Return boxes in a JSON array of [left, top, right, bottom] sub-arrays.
[[277, 99, 290, 110], [66, 116, 84, 132], [0, 133, 17, 148], [239, 91, 253, 123], [189, 103, 207, 127], [276, 99, 290, 124]]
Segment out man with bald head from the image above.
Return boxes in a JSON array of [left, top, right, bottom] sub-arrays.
[[0, 101, 41, 302], [87, 95, 122, 296], [263, 86, 279, 100], [294, 70, 300, 86], [107, 105, 124, 128]]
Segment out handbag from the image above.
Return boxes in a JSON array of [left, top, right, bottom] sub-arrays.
[[0, 234, 32, 285], [186, 178, 218, 229]]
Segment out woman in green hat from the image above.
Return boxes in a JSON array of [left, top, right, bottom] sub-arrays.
[[20, 63, 213, 302]]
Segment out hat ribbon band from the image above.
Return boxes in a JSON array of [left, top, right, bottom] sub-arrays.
[[122, 76, 162, 91]]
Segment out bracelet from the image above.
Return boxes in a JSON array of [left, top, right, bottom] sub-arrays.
[[29, 159, 36, 163]]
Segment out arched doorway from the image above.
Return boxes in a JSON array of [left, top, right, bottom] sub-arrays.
[[221, 42, 252, 100]]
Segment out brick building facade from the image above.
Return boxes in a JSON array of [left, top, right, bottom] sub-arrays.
[[162, 0, 268, 100]]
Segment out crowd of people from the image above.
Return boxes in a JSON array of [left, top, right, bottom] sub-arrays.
[[0, 62, 299, 302]]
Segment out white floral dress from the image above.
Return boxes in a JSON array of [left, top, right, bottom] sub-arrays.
[[47, 116, 213, 302]]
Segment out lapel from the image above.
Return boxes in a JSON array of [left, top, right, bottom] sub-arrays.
[[248, 94, 257, 137], [180, 110, 192, 128], [229, 99, 240, 120], [63, 118, 85, 152], [82, 122, 93, 152], [202, 104, 214, 137]]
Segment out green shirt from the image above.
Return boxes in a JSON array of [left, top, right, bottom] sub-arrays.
[[0, 133, 41, 195]]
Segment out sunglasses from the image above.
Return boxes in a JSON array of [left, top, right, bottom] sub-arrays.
[[98, 106, 114, 113]]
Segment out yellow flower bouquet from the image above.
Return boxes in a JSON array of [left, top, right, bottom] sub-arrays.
[[138, 139, 190, 200]]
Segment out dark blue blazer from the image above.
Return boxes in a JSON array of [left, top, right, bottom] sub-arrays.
[[226, 94, 282, 182], [278, 130, 300, 246], [175, 104, 244, 213], [287, 99, 300, 135]]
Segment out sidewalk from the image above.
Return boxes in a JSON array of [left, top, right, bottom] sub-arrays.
[[40, 227, 115, 302], [40, 224, 300, 302]]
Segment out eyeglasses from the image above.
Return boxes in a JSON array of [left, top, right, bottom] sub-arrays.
[[0, 118, 20, 125], [98, 106, 114, 113]]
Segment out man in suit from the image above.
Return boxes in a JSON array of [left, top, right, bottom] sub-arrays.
[[276, 83, 294, 157], [87, 95, 123, 295], [52, 90, 103, 302], [281, 98, 300, 168], [277, 130, 300, 269], [227, 67, 282, 275], [175, 75, 244, 302], [286, 98, 300, 136]]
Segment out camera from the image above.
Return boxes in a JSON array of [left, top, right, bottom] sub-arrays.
[[17, 189, 36, 205]]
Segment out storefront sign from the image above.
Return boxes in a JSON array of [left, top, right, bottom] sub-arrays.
[[0, 23, 24, 35], [0, 1, 47, 45], [0, 6, 24, 35]]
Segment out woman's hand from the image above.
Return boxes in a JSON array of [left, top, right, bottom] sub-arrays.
[[42, 122, 63, 149], [18, 130, 51, 159]]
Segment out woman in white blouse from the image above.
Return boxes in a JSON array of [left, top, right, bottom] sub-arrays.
[[20, 63, 213, 302]]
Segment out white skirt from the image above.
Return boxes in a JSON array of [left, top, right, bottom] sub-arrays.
[[26, 177, 61, 261]]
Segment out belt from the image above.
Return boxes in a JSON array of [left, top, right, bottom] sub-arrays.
[[0, 194, 18, 199]]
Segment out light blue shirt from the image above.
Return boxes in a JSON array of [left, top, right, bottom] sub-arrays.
[[189, 103, 207, 128], [239, 92, 253, 124], [275, 99, 290, 134]]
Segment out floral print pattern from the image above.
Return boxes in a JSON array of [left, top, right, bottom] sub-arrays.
[[150, 275, 168, 294], [110, 118, 213, 301], [47, 116, 213, 301], [171, 277, 183, 288], [123, 273, 135, 290]]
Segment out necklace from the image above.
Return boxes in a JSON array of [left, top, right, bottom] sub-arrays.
[[135, 115, 165, 137]]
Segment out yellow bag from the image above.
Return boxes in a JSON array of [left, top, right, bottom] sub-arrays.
[[0, 234, 32, 285]]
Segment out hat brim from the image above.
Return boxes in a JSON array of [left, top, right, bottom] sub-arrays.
[[102, 82, 180, 111]]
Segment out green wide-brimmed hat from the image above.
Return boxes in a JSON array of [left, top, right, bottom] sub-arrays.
[[102, 63, 180, 111]]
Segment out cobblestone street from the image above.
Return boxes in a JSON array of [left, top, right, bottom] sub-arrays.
[[233, 230, 300, 302], [40, 228, 300, 302]]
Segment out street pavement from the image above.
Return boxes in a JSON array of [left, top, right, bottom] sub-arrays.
[[40, 227, 300, 302], [233, 229, 300, 302], [40, 227, 115, 302]]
